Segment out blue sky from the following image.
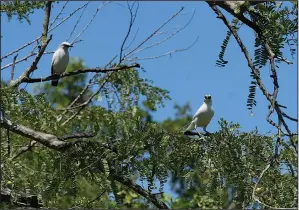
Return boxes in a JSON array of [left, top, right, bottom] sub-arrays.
[[1, 1, 297, 202]]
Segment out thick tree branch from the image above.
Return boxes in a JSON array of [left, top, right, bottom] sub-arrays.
[[1, 117, 67, 150], [8, 2, 53, 88], [22, 63, 140, 84], [58, 132, 96, 141], [0, 117, 96, 152], [41, 1, 52, 44]]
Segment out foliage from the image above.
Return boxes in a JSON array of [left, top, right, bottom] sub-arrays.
[[1, 1, 297, 209], [33, 57, 93, 109], [1, 0, 46, 24], [215, 1, 297, 112]]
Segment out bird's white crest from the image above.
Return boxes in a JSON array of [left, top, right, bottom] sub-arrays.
[[60, 42, 73, 48], [184, 94, 214, 133]]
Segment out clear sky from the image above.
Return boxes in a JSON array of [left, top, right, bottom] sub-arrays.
[[1, 1, 297, 201]]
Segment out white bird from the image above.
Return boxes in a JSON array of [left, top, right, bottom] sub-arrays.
[[184, 94, 214, 134], [51, 42, 73, 86]]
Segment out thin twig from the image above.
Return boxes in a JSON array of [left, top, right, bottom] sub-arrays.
[[8, 36, 53, 87], [1, 2, 84, 62], [10, 141, 37, 160], [9, 54, 18, 82], [1, 51, 52, 71], [48, 2, 90, 32], [119, 1, 139, 63], [61, 73, 113, 126], [127, 9, 196, 59], [49, 1, 69, 29], [126, 36, 199, 61], [66, 2, 89, 42], [60, 55, 118, 115], [124, 6, 185, 60], [71, 1, 109, 45]]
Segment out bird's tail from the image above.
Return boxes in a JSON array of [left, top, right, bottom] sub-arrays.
[[178, 122, 191, 131], [185, 121, 195, 132], [52, 80, 59, 87]]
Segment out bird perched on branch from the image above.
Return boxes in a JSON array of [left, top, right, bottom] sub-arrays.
[[184, 95, 214, 135], [51, 42, 73, 86]]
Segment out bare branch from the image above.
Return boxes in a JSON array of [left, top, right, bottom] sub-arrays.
[[276, 56, 293, 65], [9, 54, 18, 83], [48, 2, 90, 33], [1, 117, 97, 153], [66, 2, 90, 42], [124, 6, 185, 60], [49, 1, 69, 29], [1, 2, 87, 62], [71, 1, 110, 45], [21, 63, 140, 86], [126, 9, 196, 60], [8, 36, 53, 87], [1, 39, 38, 62], [1, 51, 54, 71], [119, 1, 139, 63], [126, 36, 199, 62]]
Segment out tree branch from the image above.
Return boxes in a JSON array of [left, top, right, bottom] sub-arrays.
[[1, 117, 96, 152], [8, 1, 53, 87], [1, 117, 67, 151], [23, 63, 140, 84], [111, 174, 169, 209], [41, 1, 52, 44]]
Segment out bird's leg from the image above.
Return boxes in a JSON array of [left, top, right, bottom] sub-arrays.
[[203, 127, 211, 135]]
